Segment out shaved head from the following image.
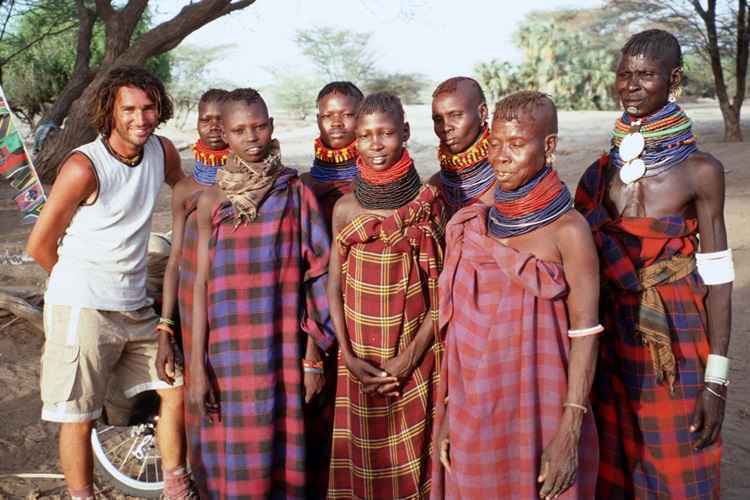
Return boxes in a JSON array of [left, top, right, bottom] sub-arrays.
[[433, 76, 486, 106], [493, 91, 557, 136]]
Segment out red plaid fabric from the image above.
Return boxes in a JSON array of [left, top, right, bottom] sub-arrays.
[[301, 175, 354, 497], [197, 169, 335, 499], [575, 156, 720, 499], [175, 191, 205, 493], [431, 204, 598, 499], [303, 176, 353, 237], [328, 185, 445, 500]]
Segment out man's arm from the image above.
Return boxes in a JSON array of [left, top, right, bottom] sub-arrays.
[[689, 154, 731, 449], [159, 136, 185, 188], [538, 211, 601, 500], [26, 153, 97, 273]]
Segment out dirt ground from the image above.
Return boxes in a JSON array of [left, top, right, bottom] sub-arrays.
[[0, 102, 748, 499]]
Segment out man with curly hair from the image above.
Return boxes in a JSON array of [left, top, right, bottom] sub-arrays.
[[26, 65, 190, 500]]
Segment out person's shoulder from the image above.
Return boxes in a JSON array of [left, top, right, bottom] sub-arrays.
[[59, 151, 96, 181], [196, 186, 223, 215], [427, 171, 442, 187], [331, 192, 358, 228], [553, 208, 593, 242], [685, 149, 724, 178]]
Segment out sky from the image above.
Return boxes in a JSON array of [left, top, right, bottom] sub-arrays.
[[155, 0, 603, 87]]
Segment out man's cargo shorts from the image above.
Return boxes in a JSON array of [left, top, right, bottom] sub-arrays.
[[40, 304, 183, 423]]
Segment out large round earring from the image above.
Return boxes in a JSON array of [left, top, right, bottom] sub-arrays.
[[669, 84, 682, 103]]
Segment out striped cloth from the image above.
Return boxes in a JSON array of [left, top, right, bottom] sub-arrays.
[[175, 191, 206, 494], [328, 185, 446, 500], [431, 204, 598, 499], [575, 155, 720, 499], [198, 168, 335, 499]]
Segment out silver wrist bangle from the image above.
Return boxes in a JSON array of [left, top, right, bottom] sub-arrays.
[[303, 366, 324, 374]]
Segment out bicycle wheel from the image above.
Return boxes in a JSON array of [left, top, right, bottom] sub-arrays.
[[91, 418, 164, 498]]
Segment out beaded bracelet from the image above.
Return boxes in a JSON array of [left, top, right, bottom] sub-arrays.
[[159, 317, 176, 326], [302, 359, 324, 370]]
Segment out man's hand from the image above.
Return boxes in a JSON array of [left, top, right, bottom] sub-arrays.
[[344, 353, 397, 393], [435, 413, 451, 473], [155, 332, 177, 385], [537, 424, 580, 499], [378, 349, 417, 397], [187, 364, 219, 422], [304, 371, 326, 403], [690, 384, 726, 449]]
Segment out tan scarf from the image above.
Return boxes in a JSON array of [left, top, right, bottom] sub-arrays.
[[636, 254, 696, 393], [216, 139, 283, 227]]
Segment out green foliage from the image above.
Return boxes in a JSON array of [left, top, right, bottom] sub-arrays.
[[294, 27, 376, 83], [0, 0, 170, 126], [168, 44, 232, 122], [363, 73, 427, 104], [474, 10, 618, 110], [268, 70, 320, 121]]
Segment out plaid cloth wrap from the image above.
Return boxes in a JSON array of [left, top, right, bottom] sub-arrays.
[[301, 174, 353, 497], [575, 155, 720, 499], [176, 191, 205, 492], [198, 168, 335, 500], [302, 175, 353, 238], [328, 185, 446, 500], [430, 204, 598, 499]]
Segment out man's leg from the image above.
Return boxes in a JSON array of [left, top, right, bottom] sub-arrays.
[[59, 420, 95, 498], [156, 386, 186, 468]]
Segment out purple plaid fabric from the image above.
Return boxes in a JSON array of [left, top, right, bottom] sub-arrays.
[[196, 168, 335, 499], [431, 204, 598, 499]]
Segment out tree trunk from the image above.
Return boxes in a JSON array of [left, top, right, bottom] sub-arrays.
[[723, 105, 744, 142], [34, 0, 257, 181]]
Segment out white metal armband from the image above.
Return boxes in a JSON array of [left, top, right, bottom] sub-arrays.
[[568, 324, 604, 338], [696, 249, 735, 285], [705, 354, 730, 383]]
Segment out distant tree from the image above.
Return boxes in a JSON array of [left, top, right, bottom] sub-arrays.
[[0, 0, 259, 182], [363, 72, 427, 104], [168, 44, 233, 125], [268, 70, 320, 121], [474, 11, 618, 110], [605, 0, 750, 141], [294, 27, 376, 83], [474, 60, 523, 104]]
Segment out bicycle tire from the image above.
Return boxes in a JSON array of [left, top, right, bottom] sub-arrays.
[[91, 420, 164, 498]]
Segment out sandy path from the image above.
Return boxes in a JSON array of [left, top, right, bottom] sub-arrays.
[[0, 102, 748, 498]]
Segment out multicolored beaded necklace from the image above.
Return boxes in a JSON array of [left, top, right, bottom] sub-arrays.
[[310, 137, 358, 182], [438, 126, 495, 207], [193, 139, 230, 186], [354, 148, 422, 210], [610, 102, 697, 184], [488, 166, 572, 238]]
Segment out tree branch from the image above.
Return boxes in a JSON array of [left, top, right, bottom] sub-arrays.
[[0, 21, 77, 68]]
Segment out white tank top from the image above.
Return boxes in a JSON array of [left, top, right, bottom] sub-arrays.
[[45, 135, 165, 311]]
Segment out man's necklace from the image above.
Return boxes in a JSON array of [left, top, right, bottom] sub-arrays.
[[103, 138, 144, 166]]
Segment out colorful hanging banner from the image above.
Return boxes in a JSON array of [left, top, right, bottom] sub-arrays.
[[0, 85, 46, 224]]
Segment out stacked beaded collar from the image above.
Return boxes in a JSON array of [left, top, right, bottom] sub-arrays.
[[488, 165, 572, 239], [438, 126, 495, 207], [193, 139, 230, 186], [611, 102, 697, 184], [354, 148, 422, 210], [310, 137, 359, 182]]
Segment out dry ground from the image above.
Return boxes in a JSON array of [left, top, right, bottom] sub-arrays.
[[0, 102, 748, 498]]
